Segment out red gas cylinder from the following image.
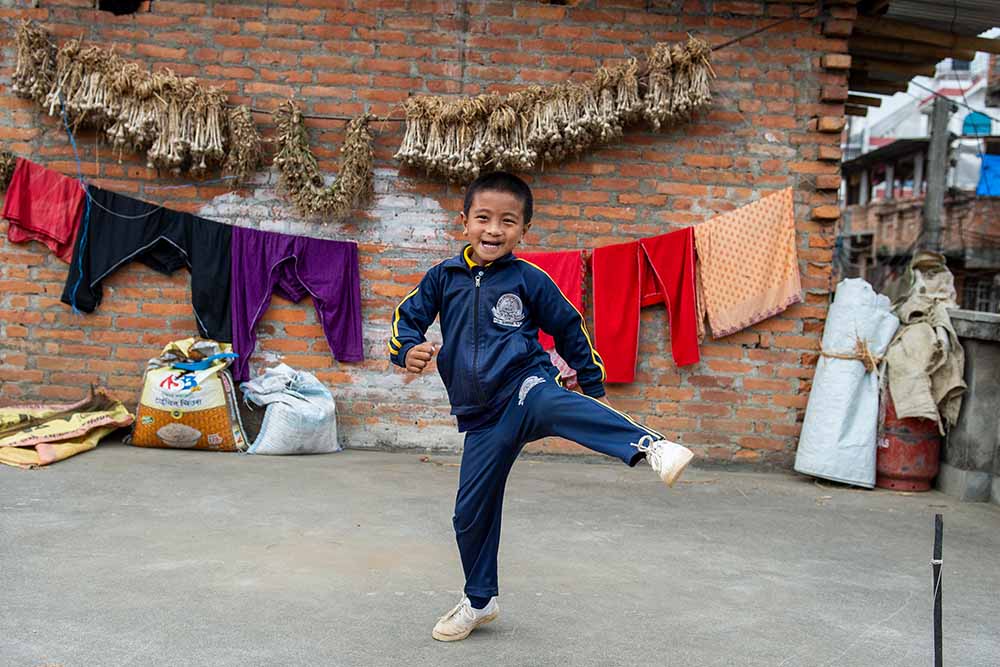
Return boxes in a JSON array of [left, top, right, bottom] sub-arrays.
[[876, 395, 941, 491]]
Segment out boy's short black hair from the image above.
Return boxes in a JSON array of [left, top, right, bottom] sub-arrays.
[[463, 171, 533, 225]]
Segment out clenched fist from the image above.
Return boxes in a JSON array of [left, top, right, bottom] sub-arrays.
[[405, 341, 436, 374]]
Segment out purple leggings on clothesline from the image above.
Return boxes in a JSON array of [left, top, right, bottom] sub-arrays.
[[230, 226, 364, 382]]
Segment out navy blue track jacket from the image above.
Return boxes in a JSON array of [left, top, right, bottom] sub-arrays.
[[389, 246, 607, 430]]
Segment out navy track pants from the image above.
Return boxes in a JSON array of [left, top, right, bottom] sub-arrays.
[[454, 374, 664, 599]]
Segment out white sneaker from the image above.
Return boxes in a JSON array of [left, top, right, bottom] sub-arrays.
[[636, 437, 694, 487], [432, 596, 498, 642]]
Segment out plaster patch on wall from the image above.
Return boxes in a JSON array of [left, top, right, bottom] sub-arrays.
[[198, 168, 455, 252]]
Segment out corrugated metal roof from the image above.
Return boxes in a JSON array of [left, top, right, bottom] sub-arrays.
[[883, 0, 999, 38]]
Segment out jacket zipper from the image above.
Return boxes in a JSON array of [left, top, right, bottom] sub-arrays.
[[472, 269, 487, 404]]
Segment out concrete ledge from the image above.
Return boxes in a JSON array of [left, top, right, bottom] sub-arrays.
[[949, 309, 1000, 342], [936, 462, 992, 502]]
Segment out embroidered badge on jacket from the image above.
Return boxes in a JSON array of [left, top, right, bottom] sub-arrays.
[[492, 293, 525, 327], [518, 375, 546, 405]]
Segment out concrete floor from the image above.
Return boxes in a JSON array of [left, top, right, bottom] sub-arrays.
[[2, 442, 999, 667]]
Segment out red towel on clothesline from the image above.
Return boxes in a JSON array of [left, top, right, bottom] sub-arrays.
[[3, 158, 85, 264], [517, 249, 585, 350], [518, 250, 586, 389]]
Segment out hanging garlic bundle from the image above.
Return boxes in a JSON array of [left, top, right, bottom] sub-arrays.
[[485, 98, 532, 174], [669, 42, 696, 120], [527, 88, 566, 164], [616, 59, 643, 123], [594, 67, 622, 144], [12, 20, 56, 103], [460, 97, 491, 181], [274, 99, 374, 221], [395, 97, 434, 169], [395, 36, 713, 182], [186, 88, 228, 177], [0, 151, 17, 193], [223, 105, 262, 185], [686, 37, 715, 114], [16, 20, 261, 181], [432, 100, 465, 179], [643, 42, 674, 130]]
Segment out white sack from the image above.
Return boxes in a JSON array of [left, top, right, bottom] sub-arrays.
[[794, 279, 899, 488], [241, 364, 340, 455]]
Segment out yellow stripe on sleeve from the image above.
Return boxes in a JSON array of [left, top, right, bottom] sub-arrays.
[[392, 287, 420, 339]]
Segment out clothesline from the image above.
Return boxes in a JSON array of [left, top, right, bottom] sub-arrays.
[[6, 150, 804, 357]]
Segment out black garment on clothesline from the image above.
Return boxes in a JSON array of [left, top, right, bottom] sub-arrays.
[[97, 1, 145, 16], [61, 186, 233, 343]]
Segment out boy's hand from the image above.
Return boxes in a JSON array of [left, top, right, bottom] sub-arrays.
[[405, 342, 436, 374]]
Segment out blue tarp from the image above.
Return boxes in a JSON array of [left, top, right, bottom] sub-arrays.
[[977, 154, 1000, 196]]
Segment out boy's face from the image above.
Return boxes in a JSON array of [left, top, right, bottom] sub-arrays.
[[460, 189, 529, 266]]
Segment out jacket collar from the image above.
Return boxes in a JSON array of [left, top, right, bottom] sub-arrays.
[[443, 245, 519, 271]]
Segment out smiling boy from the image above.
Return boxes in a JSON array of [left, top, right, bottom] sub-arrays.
[[389, 171, 694, 642]]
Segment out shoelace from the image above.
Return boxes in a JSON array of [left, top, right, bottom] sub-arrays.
[[632, 434, 662, 470], [632, 434, 656, 452], [441, 598, 478, 625]]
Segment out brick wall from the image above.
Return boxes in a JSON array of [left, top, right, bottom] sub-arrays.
[[0, 0, 854, 466]]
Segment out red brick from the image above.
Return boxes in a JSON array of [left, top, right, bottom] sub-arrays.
[[214, 5, 264, 19], [684, 154, 734, 168], [739, 436, 787, 451], [268, 7, 324, 21], [155, 1, 206, 16], [216, 35, 263, 49], [515, 5, 566, 20], [135, 44, 188, 60], [818, 116, 846, 133], [818, 145, 843, 161], [822, 19, 854, 38], [821, 54, 851, 70]]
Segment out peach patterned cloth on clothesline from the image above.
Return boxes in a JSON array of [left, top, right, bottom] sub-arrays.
[[694, 188, 802, 339]]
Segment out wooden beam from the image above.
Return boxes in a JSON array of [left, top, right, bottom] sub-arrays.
[[848, 73, 908, 89], [845, 104, 869, 117], [848, 77, 908, 96], [853, 57, 937, 78], [847, 93, 882, 107], [855, 15, 1000, 56], [850, 35, 977, 62], [850, 67, 919, 84]]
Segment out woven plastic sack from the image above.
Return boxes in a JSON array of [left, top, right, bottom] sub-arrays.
[[794, 279, 899, 488], [130, 339, 248, 452], [241, 364, 339, 455]]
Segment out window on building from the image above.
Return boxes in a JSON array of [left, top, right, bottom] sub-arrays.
[[952, 59, 971, 71], [962, 275, 1000, 313], [846, 172, 861, 205], [962, 112, 992, 137]]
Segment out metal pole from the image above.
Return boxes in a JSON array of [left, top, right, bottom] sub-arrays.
[[933, 514, 943, 667], [922, 98, 951, 252]]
